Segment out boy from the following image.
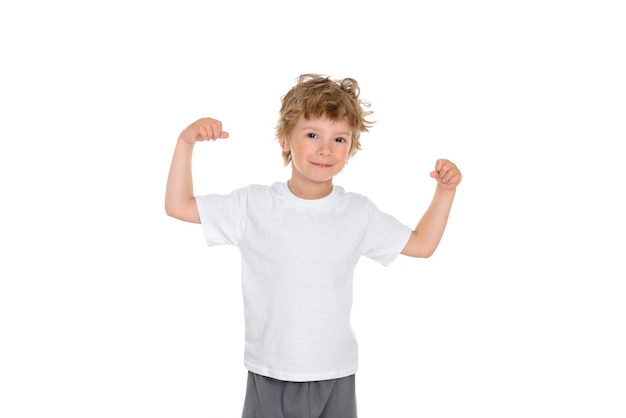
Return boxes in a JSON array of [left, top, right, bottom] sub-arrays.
[[165, 74, 462, 417]]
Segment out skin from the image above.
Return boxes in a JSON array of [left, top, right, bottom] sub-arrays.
[[165, 117, 229, 224], [402, 159, 461, 258], [281, 115, 353, 200], [165, 116, 462, 258]]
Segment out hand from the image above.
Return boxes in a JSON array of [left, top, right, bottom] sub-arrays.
[[179, 117, 230, 144], [430, 159, 462, 190]]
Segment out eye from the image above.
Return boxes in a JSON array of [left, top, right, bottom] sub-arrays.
[[307, 132, 318, 139], [335, 137, 347, 143]]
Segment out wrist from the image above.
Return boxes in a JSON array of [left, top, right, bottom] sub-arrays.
[[437, 182, 456, 190], [435, 184, 457, 197], [177, 136, 196, 148]]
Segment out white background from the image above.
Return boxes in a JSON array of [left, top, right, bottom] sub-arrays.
[[1, 1, 625, 417]]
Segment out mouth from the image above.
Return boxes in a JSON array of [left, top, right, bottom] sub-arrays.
[[310, 162, 334, 168]]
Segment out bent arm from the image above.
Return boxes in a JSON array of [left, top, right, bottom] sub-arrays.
[[165, 117, 230, 224], [401, 186, 456, 258], [401, 159, 462, 258], [165, 139, 200, 223]]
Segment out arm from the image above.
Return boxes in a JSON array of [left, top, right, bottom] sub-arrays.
[[164, 118, 229, 223], [401, 159, 462, 258]]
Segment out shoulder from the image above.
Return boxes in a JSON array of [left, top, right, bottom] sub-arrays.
[[332, 188, 382, 217], [337, 186, 372, 207], [196, 183, 272, 205], [248, 183, 282, 197], [226, 183, 275, 196], [236, 183, 284, 205], [338, 187, 396, 220]]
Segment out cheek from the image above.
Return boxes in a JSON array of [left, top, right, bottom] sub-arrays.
[[291, 143, 310, 158], [338, 145, 351, 160]]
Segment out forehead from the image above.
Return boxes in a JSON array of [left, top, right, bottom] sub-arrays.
[[294, 115, 353, 134]]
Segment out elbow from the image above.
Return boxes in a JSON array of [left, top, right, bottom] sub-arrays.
[[164, 200, 183, 220], [402, 246, 436, 259], [420, 243, 440, 258], [164, 205, 176, 219], [402, 231, 439, 258], [420, 250, 435, 259], [414, 248, 436, 259], [164, 197, 200, 224], [165, 204, 187, 221], [164, 200, 177, 218]]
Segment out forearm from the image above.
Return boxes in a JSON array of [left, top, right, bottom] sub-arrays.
[[402, 185, 456, 258], [165, 139, 199, 223]]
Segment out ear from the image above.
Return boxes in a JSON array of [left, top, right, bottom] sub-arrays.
[[280, 136, 291, 152]]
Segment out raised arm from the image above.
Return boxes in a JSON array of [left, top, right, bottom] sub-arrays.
[[401, 159, 462, 258], [165, 118, 229, 223]]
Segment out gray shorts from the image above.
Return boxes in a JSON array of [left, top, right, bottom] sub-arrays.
[[242, 371, 357, 418]]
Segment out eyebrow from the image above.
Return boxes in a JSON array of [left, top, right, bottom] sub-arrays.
[[301, 126, 352, 137]]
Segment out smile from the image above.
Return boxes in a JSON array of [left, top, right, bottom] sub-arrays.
[[311, 162, 334, 168]]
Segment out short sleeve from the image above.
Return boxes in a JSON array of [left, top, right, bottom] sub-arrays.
[[195, 187, 248, 247], [361, 200, 412, 266]]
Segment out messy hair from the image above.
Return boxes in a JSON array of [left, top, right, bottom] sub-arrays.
[[275, 74, 375, 166]]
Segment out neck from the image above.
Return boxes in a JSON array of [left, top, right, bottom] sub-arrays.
[[287, 179, 333, 200]]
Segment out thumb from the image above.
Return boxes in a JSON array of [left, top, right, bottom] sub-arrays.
[[430, 170, 439, 179], [219, 131, 230, 139]]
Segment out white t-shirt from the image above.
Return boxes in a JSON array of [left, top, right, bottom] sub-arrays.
[[196, 182, 412, 382]]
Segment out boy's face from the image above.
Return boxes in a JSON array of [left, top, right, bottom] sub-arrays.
[[282, 115, 353, 196]]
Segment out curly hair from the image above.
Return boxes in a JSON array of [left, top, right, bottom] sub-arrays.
[[275, 74, 375, 166]]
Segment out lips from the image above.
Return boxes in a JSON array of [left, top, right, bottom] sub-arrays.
[[311, 162, 333, 168]]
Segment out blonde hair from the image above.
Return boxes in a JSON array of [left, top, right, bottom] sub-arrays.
[[275, 74, 375, 166]]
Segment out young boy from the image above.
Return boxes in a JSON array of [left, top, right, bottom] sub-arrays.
[[165, 74, 462, 417]]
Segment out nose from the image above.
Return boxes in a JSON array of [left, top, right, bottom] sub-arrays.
[[318, 139, 332, 156]]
